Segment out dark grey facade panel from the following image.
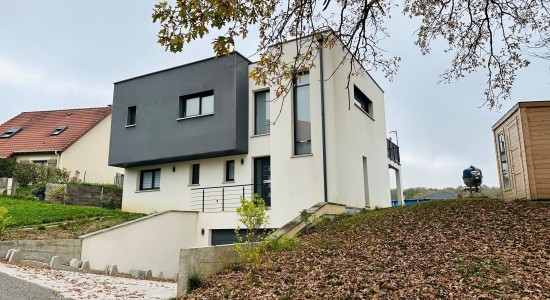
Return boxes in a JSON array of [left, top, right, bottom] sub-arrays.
[[109, 53, 250, 168]]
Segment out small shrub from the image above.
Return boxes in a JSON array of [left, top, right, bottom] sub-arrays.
[[0, 206, 12, 239], [0, 158, 16, 178], [48, 185, 68, 204], [13, 185, 39, 200], [187, 272, 204, 293], [268, 236, 299, 252], [36, 166, 70, 184], [13, 162, 39, 187], [69, 170, 82, 183], [234, 194, 270, 268]]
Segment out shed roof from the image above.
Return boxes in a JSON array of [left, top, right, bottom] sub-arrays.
[[492, 100, 550, 130]]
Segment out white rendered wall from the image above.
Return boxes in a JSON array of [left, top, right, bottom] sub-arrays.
[[120, 36, 394, 246], [80, 211, 198, 277], [60, 115, 123, 184]]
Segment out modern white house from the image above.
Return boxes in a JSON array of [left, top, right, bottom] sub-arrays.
[[107, 34, 403, 247]]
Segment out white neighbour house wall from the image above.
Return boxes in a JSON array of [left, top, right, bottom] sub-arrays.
[[80, 211, 198, 277], [59, 115, 123, 184]]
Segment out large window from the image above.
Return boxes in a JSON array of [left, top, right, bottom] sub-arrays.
[[254, 90, 270, 135], [191, 164, 200, 185], [293, 72, 311, 155], [127, 106, 137, 126], [354, 86, 373, 116], [140, 169, 160, 190], [179, 91, 214, 118], [498, 132, 510, 189], [225, 160, 235, 182]]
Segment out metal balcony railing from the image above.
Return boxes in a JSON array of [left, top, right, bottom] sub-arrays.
[[190, 183, 271, 212], [387, 138, 400, 165]]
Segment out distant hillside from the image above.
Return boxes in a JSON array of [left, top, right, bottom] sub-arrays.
[[392, 185, 502, 200], [186, 200, 549, 299]]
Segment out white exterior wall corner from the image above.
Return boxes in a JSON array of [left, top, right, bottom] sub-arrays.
[[325, 39, 391, 208], [59, 115, 123, 184], [80, 211, 198, 277]]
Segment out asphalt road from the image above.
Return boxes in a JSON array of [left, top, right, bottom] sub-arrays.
[[0, 272, 64, 300]]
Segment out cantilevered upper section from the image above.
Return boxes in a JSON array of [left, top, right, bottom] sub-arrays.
[[109, 52, 250, 168]]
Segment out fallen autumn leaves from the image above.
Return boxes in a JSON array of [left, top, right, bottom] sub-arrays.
[[186, 200, 549, 299]]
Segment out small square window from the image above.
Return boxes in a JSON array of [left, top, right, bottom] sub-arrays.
[[191, 164, 200, 185], [0, 127, 22, 138], [354, 86, 373, 116], [140, 169, 160, 190], [127, 106, 137, 126], [50, 126, 67, 136], [225, 160, 235, 182], [179, 91, 214, 118]]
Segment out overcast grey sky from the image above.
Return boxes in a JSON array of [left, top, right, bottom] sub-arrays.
[[0, 1, 548, 188]]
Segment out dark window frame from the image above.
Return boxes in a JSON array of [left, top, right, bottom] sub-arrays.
[[225, 160, 235, 182], [127, 106, 137, 126], [293, 71, 312, 155], [0, 127, 22, 138], [497, 132, 511, 189], [50, 126, 68, 136], [191, 164, 200, 185], [179, 90, 215, 119], [139, 168, 161, 191], [354, 85, 373, 116], [254, 90, 270, 135]]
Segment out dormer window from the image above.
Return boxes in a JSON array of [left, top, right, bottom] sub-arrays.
[[50, 126, 68, 136], [0, 127, 22, 138]]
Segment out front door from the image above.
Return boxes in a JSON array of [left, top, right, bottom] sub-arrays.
[[254, 157, 271, 206]]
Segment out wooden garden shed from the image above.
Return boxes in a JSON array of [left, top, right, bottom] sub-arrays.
[[492, 101, 550, 201]]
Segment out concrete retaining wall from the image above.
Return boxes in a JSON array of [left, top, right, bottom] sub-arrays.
[[45, 183, 122, 209], [177, 244, 241, 296], [0, 239, 81, 264], [81, 211, 198, 278]]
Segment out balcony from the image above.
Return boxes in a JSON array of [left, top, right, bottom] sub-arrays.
[[387, 139, 400, 165], [190, 183, 271, 212]]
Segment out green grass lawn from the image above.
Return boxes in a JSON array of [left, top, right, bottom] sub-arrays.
[[0, 197, 145, 240]]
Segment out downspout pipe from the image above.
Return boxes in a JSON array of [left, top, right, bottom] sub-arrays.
[[317, 36, 328, 203]]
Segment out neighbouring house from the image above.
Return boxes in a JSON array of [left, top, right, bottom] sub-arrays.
[[0, 107, 123, 184], [492, 100, 550, 201], [108, 33, 403, 247]]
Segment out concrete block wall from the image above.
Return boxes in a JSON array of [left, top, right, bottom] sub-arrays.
[[0, 239, 81, 264], [45, 183, 122, 209], [177, 244, 241, 296]]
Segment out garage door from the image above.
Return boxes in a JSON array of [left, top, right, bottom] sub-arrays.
[[211, 229, 271, 246]]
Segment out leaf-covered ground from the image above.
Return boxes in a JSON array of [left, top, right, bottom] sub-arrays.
[[187, 200, 549, 299]]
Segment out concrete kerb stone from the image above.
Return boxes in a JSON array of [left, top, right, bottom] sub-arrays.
[[8, 249, 22, 264], [69, 258, 80, 268], [129, 269, 153, 279], [5, 249, 14, 260], [107, 265, 118, 276], [50, 256, 61, 269], [80, 260, 90, 273]]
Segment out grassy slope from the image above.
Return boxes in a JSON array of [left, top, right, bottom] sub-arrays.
[[0, 197, 145, 240], [188, 200, 549, 299]]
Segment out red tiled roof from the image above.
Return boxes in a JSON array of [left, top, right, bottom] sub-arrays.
[[0, 107, 112, 158]]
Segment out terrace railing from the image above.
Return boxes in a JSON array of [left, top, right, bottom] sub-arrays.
[[387, 138, 401, 165], [190, 183, 271, 212]]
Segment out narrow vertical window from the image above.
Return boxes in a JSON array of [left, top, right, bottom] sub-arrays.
[[254, 90, 270, 135], [498, 132, 510, 189], [293, 72, 311, 155], [191, 164, 200, 185], [225, 160, 235, 182], [140, 169, 160, 190], [354, 86, 373, 116], [127, 106, 137, 126]]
